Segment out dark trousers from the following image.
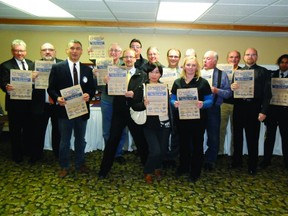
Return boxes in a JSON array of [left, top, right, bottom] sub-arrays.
[[232, 102, 261, 170], [99, 109, 148, 175], [8, 107, 32, 162], [143, 126, 170, 174], [264, 106, 288, 167], [30, 104, 60, 161], [177, 118, 206, 178]]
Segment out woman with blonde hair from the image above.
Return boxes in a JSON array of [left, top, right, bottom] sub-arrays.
[[170, 56, 213, 182]]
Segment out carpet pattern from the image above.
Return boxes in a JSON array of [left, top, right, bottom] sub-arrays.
[[0, 133, 287, 216]]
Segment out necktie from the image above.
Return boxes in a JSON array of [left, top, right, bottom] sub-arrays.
[[21, 61, 26, 70], [280, 72, 284, 78], [73, 63, 78, 85], [126, 70, 131, 89]]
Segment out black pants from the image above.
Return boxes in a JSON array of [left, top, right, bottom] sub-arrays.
[[8, 107, 32, 162], [232, 102, 261, 170], [264, 106, 288, 167], [30, 104, 60, 160], [177, 118, 206, 178], [99, 108, 148, 176]]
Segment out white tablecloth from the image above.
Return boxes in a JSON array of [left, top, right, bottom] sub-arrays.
[[44, 108, 283, 155], [44, 106, 105, 152]]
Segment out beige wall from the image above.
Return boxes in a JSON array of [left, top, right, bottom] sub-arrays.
[[1, 29, 288, 110]]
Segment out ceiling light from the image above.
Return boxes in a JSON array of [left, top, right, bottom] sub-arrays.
[[0, 0, 74, 18], [157, 2, 212, 22]]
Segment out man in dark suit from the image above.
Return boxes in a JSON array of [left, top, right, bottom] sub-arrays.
[[48, 40, 95, 178], [98, 48, 148, 178], [0, 39, 34, 163], [231, 48, 272, 175], [260, 54, 288, 170], [30, 43, 63, 163]]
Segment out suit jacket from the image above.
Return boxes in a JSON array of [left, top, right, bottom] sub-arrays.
[[31, 58, 63, 115], [0, 57, 34, 111], [47, 60, 95, 120], [271, 69, 288, 78]]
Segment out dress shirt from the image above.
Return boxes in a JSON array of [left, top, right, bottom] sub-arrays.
[[67, 59, 80, 84]]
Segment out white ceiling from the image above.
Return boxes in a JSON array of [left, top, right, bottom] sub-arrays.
[[0, 0, 288, 36]]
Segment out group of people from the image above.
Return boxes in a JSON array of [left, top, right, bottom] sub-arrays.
[[0, 38, 287, 184]]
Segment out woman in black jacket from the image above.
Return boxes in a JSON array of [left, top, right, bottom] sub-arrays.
[[131, 62, 170, 183]]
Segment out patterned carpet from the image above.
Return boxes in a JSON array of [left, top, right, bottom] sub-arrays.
[[0, 132, 287, 216]]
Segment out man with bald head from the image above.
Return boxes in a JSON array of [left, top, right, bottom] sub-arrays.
[[219, 50, 241, 155], [201, 50, 232, 171], [30, 43, 63, 163], [231, 48, 272, 175]]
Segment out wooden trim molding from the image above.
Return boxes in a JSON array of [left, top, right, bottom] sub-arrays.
[[1, 18, 288, 32]]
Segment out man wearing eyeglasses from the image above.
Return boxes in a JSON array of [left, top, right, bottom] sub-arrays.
[[0, 39, 34, 164], [161, 48, 182, 169], [98, 48, 148, 179], [29, 43, 63, 164], [230, 47, 272, 175], [129, 38, 148, 70]]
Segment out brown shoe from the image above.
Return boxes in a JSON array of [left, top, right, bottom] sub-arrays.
[[155, 169, 162, 182], [145, 174, 153, 184], [59, 169, 68, 178], [78, 164, 90, 174]]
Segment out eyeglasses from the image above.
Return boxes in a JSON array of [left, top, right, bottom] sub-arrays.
[[13, 49, 26, 53], [41, 48, 55, 52], [123, 56, 135, 59], [168, 55, 179, 59], [130, 45, 141, 49], [245, 54, 257, 57], [69, 47, 82, 51], [109, 49, 121, 53]]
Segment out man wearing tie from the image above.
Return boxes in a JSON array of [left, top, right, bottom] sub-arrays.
[[30, 43, 63, 163], [0, 39, 34, 164], [98, 49, 148, 179], [260, 54, 288, 170], [48, 40, 95, 178]]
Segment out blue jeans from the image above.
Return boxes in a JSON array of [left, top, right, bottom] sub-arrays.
[[101, 100, 127, 157], [58, 117, 87, 169], [205, 105, 221, 163]]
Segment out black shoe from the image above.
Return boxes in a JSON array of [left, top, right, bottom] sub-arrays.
[[248, 168, 257, 176], [98, 171, 107, 179], [188, 175, 200, 183], [176, 167, 189, 177], [259, 160, 271, 169], [203, 162, 214, 171], [115, 156, 126, 164], [229, 162, 242, 170]]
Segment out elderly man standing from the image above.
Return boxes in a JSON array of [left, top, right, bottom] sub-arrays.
[[231, 48, 272, 175], [201, 50, 232, 171], [0, 39, 34, 164]]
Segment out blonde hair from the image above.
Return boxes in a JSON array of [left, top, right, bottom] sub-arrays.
[[181, 56, 201, 80]]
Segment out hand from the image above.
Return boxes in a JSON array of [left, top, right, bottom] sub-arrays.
[[174, 101, 179, 108], [5, 84, 14, 91], [144, 98, 149, 107], [211, 86, 218, 95], [92, 68, 98, 77], [258, 113, 266, 122], [57, 97, 66, 106], [231, 83, 239, 91], [32, 71, 39, 82], [103, 75, 109, 84], [125, 90, 134, 98], [83, 93, 90, 102], [197, 101, 203, 109]]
